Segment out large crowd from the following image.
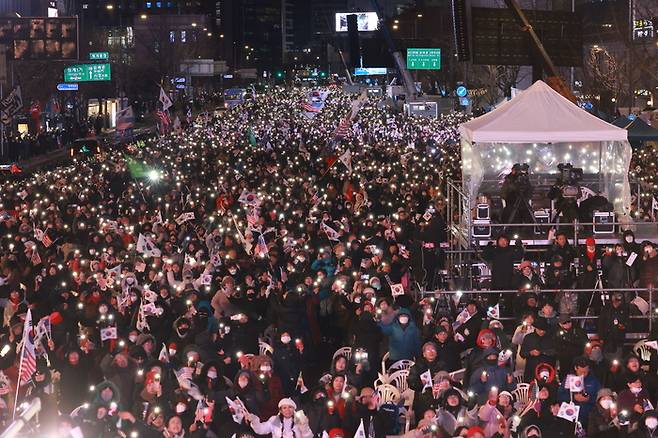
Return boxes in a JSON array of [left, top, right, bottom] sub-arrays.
[[0, 86, 656, 438]]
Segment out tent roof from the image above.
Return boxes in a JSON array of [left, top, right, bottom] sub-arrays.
[[611, 116, 658, 142], [459, 80, 628, 143]]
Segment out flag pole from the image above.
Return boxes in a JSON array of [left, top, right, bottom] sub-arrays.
[[12, 334, 26, 420]]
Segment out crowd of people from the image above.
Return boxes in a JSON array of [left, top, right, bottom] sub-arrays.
[[0, 86, 656, 438]]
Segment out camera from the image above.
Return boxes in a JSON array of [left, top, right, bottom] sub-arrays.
[[512, 163, 532, 195], [557, 163, 583, 198]]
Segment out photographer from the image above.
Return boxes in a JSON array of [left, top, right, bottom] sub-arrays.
[[501, 163, 534, 225], [548, 163, 583, 224], [482, 234, 524, 307]]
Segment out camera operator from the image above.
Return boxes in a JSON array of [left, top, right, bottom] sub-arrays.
[[548, 163, 583, 224], [501, 163, 534, 225]]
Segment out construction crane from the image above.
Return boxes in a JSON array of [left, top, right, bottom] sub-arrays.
[[369, 0, 418, 100], [503, 0, 577, 102]]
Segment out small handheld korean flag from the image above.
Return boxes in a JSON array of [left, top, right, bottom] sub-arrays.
[[391, 283, 405, 297], [645, 340, 658, 350], [420, 369, 433, 391], [557, 402, 580, 422], [487, 303, 500, 319], [354, 419, 366, 438], [566, 374, 584, 393], [100, 326, 118, 341], [338, 148, 352, 173]]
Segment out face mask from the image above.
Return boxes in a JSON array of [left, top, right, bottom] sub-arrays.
[[599, 399, 613, 410], [129, 335, 137, 343], [372, 282, 381, 290], [399, 316, 409, 325], [646, 418, 658, 429], [238, 380, 248, 389], [630, 386, 642, 394], [228, 269, 237, 275], [260, 366, 272, 372], [176, 403, 187, 413], [207, 371, 217, 379], [589, 349, 603, 362], [281, 336, 291, 344], [539, 370, 550, 380], [625, 236, 633, 243], [99, 305, 108, 314], [169, 349, 176, 356]]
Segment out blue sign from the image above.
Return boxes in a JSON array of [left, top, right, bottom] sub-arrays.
[[628, 114, 637, 120], [354, 67, 387, 76], [583, 102, 593, 110], [459, 97, 470, 106], [57, 83, 79, 91], [456, 85, 468, 98]]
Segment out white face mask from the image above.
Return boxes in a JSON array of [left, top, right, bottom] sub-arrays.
[[630, 386, 642, 394], [646, 418, 658, 429], [260, 366, 272, 372], [207, 371, 217, 379], [129, 335, 137, 343], [599, 399, 613, 410], [399, 316, 409, 324], [176, 403, 187, 413], [625, 236, 633, 243], [281, 336, 291, 344], [169, 349, 176, 356]]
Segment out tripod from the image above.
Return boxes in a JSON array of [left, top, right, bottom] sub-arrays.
[[503, 192, 536, 234], [582, 270, 605, 331]]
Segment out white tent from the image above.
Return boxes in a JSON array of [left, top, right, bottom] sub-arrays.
[[459, 80, 632, 215], [460, 80, 628, 143]]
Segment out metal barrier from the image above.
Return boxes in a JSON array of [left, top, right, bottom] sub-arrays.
[[420, 287, 656, 334]]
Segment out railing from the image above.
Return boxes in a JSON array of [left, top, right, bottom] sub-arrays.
[[419, 287, 656, 335]]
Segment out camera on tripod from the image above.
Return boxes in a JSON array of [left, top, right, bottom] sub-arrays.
[[557, 163, 583, 198], [512, 163, 532, 195]]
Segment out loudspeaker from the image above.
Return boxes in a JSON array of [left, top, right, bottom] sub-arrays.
[[476, 203, 490, 220], [473, 220, 491, 238], [534, 210, 550, 235]]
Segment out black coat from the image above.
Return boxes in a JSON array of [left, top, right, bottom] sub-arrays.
[[407, 357, 445, 393], [482, 243, 524, 291], [344, 404, 395, 438], [520, 332, 556, 381]]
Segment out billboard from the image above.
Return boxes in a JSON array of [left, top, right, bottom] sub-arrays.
[[0, 17, 78, 60], [64, 63, 111, 82], [407, 48, 441, 70], [354, 67, 387, 76], [471, 8, 582, 67], [335, 12, 379, 32]]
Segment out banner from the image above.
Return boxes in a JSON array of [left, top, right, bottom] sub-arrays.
[[1, 85, 22, 125], [116, 106, 135, 131]]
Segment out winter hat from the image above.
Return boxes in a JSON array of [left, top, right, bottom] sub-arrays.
[[144, 370, 161, 386], [466, 426, 485, 438], [586, 237, 596, 247], [278, 398, 296, 410], [327, 428, 345, 438], [596, 388, 615, 401], [517, 260, 532, 270], [533, 317, 548, 331]]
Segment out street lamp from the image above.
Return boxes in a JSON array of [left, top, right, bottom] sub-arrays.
[[392, 24, 398, 30], [140, 14, 147, 20], [106, 4, 114, 10], [192, 23, 197, 27], [219, 34, 224, 38]]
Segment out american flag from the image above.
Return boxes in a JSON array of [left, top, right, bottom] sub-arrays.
[[19, 310, 36, 386], [333, 118, 351, 139], [155, 110, 171, 126], [300, 101, 321, 113], [254, 234, 269, 258]]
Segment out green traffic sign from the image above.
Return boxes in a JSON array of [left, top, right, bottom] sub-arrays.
[[64, 63, 112, 82], [89, 51, 109, 60], [406, 48, 441, 70]]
